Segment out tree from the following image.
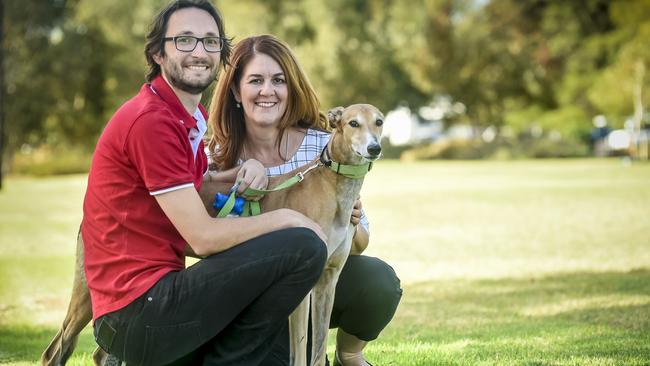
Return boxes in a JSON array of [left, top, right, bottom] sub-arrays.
[[447, 0, 616, 139], [3, 0, 76, 152], [3, 0, 158, 157], [318, 0, 427, 112], [588, 1, 650, 120], [4, 0, 650, 168]]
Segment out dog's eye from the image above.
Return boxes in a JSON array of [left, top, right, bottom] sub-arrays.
[[376, 119, 383, 126], [349, 120, 359, 128]]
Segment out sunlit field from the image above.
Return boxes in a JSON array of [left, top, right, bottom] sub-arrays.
[[1, 159, 649, 365]]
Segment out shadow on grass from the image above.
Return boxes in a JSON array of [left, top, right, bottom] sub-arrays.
[[0, 324, 96, 364], [2, 269, 649, 365], [381, 268, 650, 364]]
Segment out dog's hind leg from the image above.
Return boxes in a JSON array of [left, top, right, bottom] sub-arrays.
[[41, 231, 93, 366], [288, 294, 310, 366]]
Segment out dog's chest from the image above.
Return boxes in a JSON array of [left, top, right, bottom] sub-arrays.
[[323, 179, 362, 258]]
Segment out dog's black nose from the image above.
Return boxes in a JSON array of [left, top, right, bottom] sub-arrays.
[[368, 144, 382, 156]]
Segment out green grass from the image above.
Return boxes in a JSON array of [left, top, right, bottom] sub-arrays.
[[1, 159, 649, 365]]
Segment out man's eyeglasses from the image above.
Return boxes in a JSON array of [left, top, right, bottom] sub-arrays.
[[162, 36, 223, 53]]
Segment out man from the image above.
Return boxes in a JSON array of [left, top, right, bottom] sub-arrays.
[[82, 1, 327, 365]]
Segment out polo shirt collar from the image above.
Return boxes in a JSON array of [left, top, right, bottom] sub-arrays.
[[150, 76, 208, 130]]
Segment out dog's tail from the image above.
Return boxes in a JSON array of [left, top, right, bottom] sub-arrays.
[[41, 230, 93, 366]]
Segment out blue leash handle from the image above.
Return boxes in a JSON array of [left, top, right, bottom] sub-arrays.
[[213, 192, 245, 215], [213, 182, 245, 216]]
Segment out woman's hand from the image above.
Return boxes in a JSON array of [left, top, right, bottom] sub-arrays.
[[350, 199, 363, 226], [237, 159, 268, 200]]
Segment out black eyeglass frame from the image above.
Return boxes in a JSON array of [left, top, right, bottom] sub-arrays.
[[162, 36, 224, 53]]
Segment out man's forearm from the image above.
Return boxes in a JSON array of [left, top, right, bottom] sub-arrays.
[[193, 210, 300, 257], [156, 186, 325, 258]]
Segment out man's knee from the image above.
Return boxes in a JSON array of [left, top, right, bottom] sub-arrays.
[[279, 227, 327, 263]]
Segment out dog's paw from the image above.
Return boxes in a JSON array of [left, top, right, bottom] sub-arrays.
[[327, 106, 345, 128]]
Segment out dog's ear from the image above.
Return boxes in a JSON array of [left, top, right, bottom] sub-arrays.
[[327, 107, 345, 129]]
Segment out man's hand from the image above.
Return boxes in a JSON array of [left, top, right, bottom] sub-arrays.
[[237, 159, 268, 201]]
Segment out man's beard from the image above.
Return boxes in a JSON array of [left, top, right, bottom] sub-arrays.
[[163, 59, 217, 95]]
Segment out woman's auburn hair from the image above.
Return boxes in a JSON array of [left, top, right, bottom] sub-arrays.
[[207, 34, 328, 171]]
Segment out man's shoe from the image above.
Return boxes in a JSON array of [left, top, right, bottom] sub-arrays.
[[103, 354, 123, 366]]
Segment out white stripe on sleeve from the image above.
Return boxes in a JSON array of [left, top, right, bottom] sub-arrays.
[[150, 183, 195, 196]]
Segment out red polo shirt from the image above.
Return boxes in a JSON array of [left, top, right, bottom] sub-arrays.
[[82, 76, 208, 320]]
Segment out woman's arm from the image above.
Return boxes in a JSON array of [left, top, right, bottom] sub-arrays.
[[204, 167, 239, 183], [349, 199, 370, 255], [351, 224, 369, 255]]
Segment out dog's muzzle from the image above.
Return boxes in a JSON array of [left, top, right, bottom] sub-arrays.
[[367, 143, 382, 158]]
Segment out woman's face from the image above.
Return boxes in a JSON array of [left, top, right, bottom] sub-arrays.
[[235, 53, 289, 129]]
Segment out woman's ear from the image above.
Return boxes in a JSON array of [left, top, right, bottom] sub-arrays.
[[230, 85, 241, 104]]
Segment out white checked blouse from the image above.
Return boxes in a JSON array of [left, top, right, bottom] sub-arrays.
[[264, 128, 331, 176]]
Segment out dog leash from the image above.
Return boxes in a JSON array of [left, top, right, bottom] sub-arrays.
[[216, 143, 373, 217], [215, 162, 322, 218]]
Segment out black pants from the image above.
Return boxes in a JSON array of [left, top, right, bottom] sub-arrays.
[[93, 228, 327, 366], [262, 255, 403, 365]]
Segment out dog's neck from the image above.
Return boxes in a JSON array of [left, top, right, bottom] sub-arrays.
[[318, 132, 366, 228]]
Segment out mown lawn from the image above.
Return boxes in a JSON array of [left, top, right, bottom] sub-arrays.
[[1, 159, 649, 365]]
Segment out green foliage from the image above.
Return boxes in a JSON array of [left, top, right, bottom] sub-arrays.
[[535, 105, 591, 141], [3, 0, 650, 172], [588, 23, 650, 119], [4, 0, 114, 151]]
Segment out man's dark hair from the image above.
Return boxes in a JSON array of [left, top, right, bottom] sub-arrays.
[[144, 0, 232, 82]]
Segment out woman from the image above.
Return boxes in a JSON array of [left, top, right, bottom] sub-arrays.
[[208, 34, 402, 366]]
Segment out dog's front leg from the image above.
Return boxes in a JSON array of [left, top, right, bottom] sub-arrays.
[[310, 264, 345, 366], [288, 293, 310, 366], [310, 234, 350, 366]]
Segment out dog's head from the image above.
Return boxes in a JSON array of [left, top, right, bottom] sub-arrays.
[[327, 104, 384, 163]]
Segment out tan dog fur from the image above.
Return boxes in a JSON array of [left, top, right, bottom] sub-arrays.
[[41, 104, 384, 366]]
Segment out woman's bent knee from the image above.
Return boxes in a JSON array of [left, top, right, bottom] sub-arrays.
[[347, 256, 401, 295], [333, 256, 402, 341]]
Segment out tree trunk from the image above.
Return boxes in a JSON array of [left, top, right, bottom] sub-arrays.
[[633, 60, 646, 160]]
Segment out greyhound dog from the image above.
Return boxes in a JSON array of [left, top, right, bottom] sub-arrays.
[[41, 104, 384, 366]]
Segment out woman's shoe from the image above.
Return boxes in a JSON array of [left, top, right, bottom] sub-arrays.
[[333, 351, 373, 366]]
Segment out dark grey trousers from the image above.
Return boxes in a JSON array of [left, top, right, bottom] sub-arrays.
[[94, 227, 327, 366]]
